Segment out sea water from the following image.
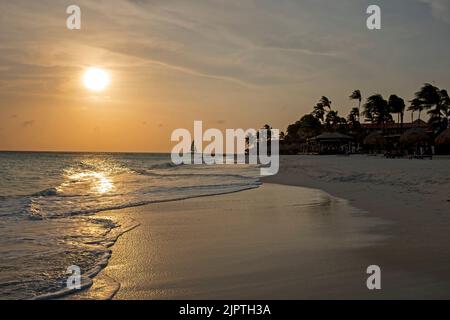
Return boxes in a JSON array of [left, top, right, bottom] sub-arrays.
[[0, 152, 260, 299]]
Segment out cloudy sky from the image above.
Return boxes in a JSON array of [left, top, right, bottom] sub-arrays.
[[0, 0, 449, 151]]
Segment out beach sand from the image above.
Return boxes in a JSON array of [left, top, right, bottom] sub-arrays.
[[75, 155, 450, 299]]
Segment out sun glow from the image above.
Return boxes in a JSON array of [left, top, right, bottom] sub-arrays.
[[58, 170, 115, 195], [83, 67, 110, 92]]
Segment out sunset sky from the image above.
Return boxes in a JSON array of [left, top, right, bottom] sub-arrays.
[[1, 0, 449, 152]]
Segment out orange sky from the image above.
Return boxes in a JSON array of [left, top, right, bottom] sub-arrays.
[[1, 0, 449, 152]]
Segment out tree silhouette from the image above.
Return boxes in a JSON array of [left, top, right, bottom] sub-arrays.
[[363, 94, 391, 132], [348, 107, 360, 128], [388, 94, 406, 132], [312, 102, 326, 122], [349, 90, 362, 118], [407, 98, 422, 123], [414, 83, 450, 133], [319, 96, 332, 110]]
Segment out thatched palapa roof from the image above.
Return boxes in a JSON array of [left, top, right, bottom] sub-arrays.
[[435, 128, 450, 146], [363, 131, 385, 146], [400, 128, 429, 145]]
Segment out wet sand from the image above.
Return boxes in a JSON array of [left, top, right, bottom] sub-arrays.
[[74, 181, 448, 299], [263, 155, 450, 299]]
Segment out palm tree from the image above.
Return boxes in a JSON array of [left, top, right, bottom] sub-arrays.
[[347, 107, 360, 127], [415, 83, 440, 108], [363, 94, 391, 133], [436, 89, 450, 130], [312, 102, 326, 122], [408, 98, 424, 123], [312, 96, 333, 124], [440, 89, 450, 129], [319, 96, 332, 110], [297, 114, 323, 140], [414, 83, 449, 132], [286, 114, 323, 142], [261, 124, 272, 142], [388, 94, 406, 132], [325, 110, 347, 132], [349, 90, 362, 119], [325, 110, 338, 130]]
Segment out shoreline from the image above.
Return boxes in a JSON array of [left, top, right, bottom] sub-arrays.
[[263, 155, 450, 220], [71, 154, 450, 299], [81, 183, 390, 299], [41, 217, 140, 301], [263, 155, 450, 298]]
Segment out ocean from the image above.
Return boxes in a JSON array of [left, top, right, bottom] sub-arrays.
[[0, 152, 260, 299]]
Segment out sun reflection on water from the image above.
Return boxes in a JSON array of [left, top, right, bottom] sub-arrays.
[[57, 159, 124, 195], [68, 172, 114, 194]]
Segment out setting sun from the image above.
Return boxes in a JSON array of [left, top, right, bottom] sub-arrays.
[[83, 67, 110, 92]]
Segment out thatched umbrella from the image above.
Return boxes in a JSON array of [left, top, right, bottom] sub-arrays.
[[400, 128, 429, 145], [435, 128, 450, 146], [363, 131, 385, 146]]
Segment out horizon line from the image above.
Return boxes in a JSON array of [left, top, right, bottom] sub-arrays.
[[0, 150, 171, 154]]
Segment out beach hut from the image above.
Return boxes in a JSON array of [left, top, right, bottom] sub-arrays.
[[309, 132, 354, 154], [363, 131, 385, 146], [435, 128, 450, 154], [400, 128, 429, 145], [400, 127, 432, 157], [363, 131, 386, 154], [435, 128, 450, 146]]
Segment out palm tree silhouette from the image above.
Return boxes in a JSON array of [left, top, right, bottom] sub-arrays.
[[414, 83, 449, 132], [388, 94, 406, 132], [348, 107, 360, 127], [319, 96, 332, 110], [349, 90, 362, 119], [440, 89, 450, 129], [313, 102, 326, 122], [312, 96, 332, 124], [287, 114, 323, 142], [363, 94, 391, 133], [408, 98, 424, 123], [325, 110, 347, 132]]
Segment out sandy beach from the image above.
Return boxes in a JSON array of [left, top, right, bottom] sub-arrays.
[[74, 155, 450, 299]]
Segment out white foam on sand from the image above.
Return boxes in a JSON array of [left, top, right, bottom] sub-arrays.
[[32, 217, 139, 300]]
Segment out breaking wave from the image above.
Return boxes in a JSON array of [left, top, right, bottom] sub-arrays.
[[0, 152, 260, 299]]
